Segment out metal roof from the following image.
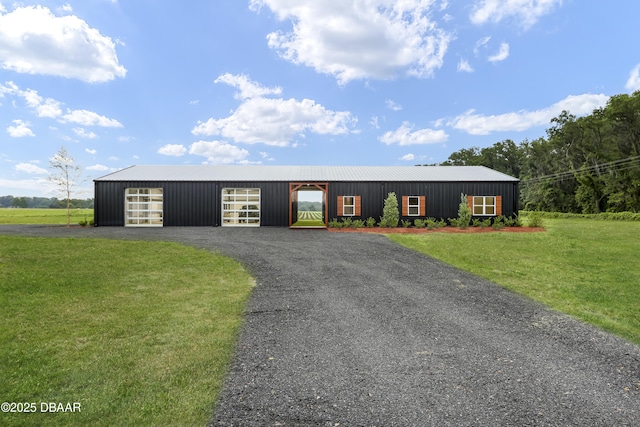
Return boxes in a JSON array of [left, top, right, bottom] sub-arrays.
[[94, 165, 519, 182]]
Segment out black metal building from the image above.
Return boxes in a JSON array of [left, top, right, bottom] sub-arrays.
[[93, 165, 519, 227]]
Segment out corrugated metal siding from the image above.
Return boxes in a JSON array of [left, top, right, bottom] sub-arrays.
[[95, 180, 519, 227], [327, 181, 518, 221]]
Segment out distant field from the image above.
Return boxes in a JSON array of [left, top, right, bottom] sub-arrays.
[[293, 211, 324, 227], [0, 208, 93, 224], [389, 218, 640, 346]]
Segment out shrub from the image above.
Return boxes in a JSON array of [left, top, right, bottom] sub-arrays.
[[78, 217, 88, 227], [365, 217, 376, 228], [379, 192, 399, 227], [401, 219, 412, 228], [492, 216, 506, 230], [425, 217, 437, 229], [341, 217, 353, 228], [527, 211, 544, 228], [328, 218, 342, 228], [89, 219, 95, 227], [472, 218, 482, 227], [351, 219, 365, 228], [456, 193, 472, 229], [413, 218, 426, 228]]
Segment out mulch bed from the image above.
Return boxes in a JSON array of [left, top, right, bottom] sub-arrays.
[[328, 226, 545, 234]]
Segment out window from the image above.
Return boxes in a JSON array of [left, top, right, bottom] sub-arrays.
[[343, 196, 355, 216], [408, 196, 420, 216], [472, 196, 496, 216], [222, 188, 260, 226], [125, 188, 163, 226], [402, 196, 425, 216], [337, 196, 361, 216]]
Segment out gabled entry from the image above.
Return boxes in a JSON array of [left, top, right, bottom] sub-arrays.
[[289, 182, 328, 228]]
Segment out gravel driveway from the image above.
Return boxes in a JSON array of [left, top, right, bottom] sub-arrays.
[[2, 225, 639, 426]]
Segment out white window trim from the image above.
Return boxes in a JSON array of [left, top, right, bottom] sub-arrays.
[[472, 196, 497, 216], [342, 196, 355, 216], [407, 196, 420, 216], [222, 188, 261, 227], [125, 188, 163, 227]]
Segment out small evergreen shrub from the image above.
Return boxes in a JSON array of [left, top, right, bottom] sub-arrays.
[[351, 219, 365, 228], [492, 215, 506, 230], [456, 193, 472, 229], [401, 219, 412, 228], [328, 218, 342, 228], [365, 217, 376, 228], [413, 218, 427, 228], [379, 192, 399, 227], [341, 217, 353, 228], [527, 211, 544, 228], [425, 217, 437, 229]]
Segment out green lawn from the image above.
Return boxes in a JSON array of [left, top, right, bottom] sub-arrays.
[[0, 237, 254, 426], [388, 218, 640, 346], [0, 208, 94, 224]]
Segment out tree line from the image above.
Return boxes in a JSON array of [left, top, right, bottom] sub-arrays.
[[0, 196, 94, 209], [433, 91, 640, 213]]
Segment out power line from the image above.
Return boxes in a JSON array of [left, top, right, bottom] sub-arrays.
[[521, 155, 640, 186]]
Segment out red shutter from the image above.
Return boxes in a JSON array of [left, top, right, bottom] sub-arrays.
[[337, 196, 343, 216], [402, 196, 408, 216], [355, 196, 361, 216], [419, 196, 426, 216], [467, 195, 474, 212], [496, 196, 502, 216]]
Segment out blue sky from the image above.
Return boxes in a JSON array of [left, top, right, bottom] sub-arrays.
[[1, 0, 640, 198]]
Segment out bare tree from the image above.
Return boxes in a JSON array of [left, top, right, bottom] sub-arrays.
[[48, 146, 82, 227]]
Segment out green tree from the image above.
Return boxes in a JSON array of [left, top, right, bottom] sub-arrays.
[[379, 192, 399, 227], [11, 197, 28, 208]]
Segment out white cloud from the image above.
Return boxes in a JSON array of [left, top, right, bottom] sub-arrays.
[[400, 153, 415, 161], [370, 116, 380, 129], [59, 4, 73, 13], [61, 109, 122, 127], [193, 74, 355, 146], [251, 0, 452, 84], [73, 127, 97, 139], [15, 162, 47, 174], [0, 81, 121, 127], [626, 64, 640, 92], [488, 42, 509, 62], [215, 73, 282, 100], [85, 148, 97, 155], [7, 119, 35, 137], [458, 58, 474, 72], [449, 93, 609, 135], [0, 5, 126, 82], [470, 0, 563, 29], [158, 144, 187, 157], [385, 99, 402, 111], [379, 121, 448, 146], [189, 140, 250, 164], [86, 164, 109, 171]]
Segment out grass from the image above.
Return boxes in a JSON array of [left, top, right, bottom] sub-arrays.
[[0, 236, 254, 426], [388, 218, 640, 346], [0, 208, 94, 225]]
